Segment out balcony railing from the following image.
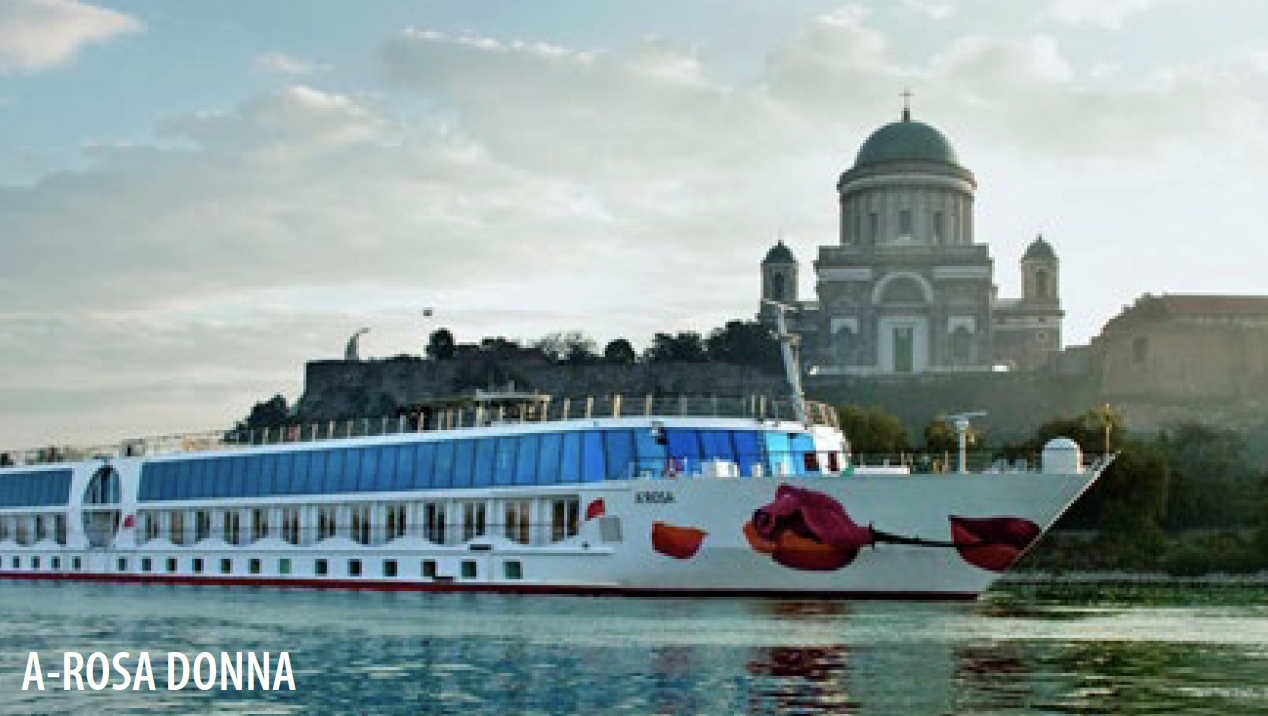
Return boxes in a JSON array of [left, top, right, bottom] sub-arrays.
[[2, 393, 839, 467]]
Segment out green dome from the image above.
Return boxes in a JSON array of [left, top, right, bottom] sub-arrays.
[[854, 113, 960, 168], [762, 240, 796, 264], [1024, 235, 1056, 260]]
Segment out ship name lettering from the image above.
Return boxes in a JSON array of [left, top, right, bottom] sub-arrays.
[[635, 491, 676, 504]]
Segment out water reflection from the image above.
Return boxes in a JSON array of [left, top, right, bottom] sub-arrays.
[[0, 583, 1266, 715]]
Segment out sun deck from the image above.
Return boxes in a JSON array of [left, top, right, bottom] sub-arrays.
[[1, 393, 840, 468]]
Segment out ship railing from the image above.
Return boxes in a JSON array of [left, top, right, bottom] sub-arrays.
[[851, 451, 1113, 475], [128, 523, 587, 550], [1, 393, 839, 467]]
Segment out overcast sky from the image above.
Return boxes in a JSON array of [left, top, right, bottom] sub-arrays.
[[2, 0, 1265, 447]]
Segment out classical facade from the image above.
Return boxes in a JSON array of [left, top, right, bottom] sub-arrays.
[[758, 107, 1062, 374]]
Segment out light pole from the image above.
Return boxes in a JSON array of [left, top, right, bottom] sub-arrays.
[[944, 411, 986, 473]]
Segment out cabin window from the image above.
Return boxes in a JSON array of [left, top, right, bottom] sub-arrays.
[[170, 511, 185, 545], [317, 506, 336, 540], [117, 557, 127, 571], [503, 500, 531, 545], [51, 556, 61, 570], [252, 508, 269, 541], [504, 560, 523, 580], [33, 515, 45, 542], [54, 514, 66, 545], [223, 511, 241, 545], [383, 559, 398, 578], [72, 557, 81, 571], [422, 560, 437, 578], [461, 560, 477, 579], [192, 558, 203, 574], [348, 559, 362, 577], [141, 557, 152, 572], [281, 508, 301, 545], [462, 501, 486, 542], [166, 558, 177, 573], [194, 511, 211, 542], [278, 558, 291, 576], [221, 558, 232, 574], [249, 558, 261, 575], [550, 497, 580, 542], [9, 557, 17, 569], [0, 518, 7, 541], [384, 504, 406, 541], [425, 503, 446, 544], [315, 559, 328, 576], [31, 557, 40, 570], [351, 505, 371, 545]]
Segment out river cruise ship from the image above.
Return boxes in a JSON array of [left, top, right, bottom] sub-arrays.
[[0, 388, 1108, 599]]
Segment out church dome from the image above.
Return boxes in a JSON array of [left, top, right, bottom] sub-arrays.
[[1024, 235, 1056, 260], [762, 240, 796, 264], [854, 110, 960, 168]]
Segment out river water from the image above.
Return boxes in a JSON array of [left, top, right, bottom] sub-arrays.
[[0, 581, 1265, 715]]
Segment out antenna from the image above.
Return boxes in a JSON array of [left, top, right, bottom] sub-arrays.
[[943, 411, 986, 473], [344, 327, 370, 361], [762, 299, 809, 424]]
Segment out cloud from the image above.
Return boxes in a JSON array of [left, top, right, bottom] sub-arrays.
[[1043, 0, 1157, 29], [0, 0, 139, 72], [255, 52, 315, 76], [7, 9, 1268, 445]]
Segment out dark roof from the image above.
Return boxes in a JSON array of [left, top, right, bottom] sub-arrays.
[[1023, 235, 1056, 260], [762, 240, 796, 264], [854, 111, 960, 168]]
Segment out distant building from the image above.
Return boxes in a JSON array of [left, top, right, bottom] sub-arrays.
[[1093, 294, 1268, 403], [758, 106, 1062, 374]]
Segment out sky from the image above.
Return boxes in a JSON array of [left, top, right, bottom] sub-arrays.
[[2, 0, 1266, 448]]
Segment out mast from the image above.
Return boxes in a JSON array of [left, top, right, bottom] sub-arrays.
[[763, 299, 809, 424]]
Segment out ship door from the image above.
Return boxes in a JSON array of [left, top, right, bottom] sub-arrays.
[[82, 465, 122, 549]]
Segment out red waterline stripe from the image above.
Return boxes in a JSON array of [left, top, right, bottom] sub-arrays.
[[0, 571, 979, 601]]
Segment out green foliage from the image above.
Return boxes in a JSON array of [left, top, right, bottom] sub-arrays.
[[923, 414, 983, 452], [837, 405, 909, 454], [704, 320, 781, 371], [426, 328, 456, 360], [603, 338, 636, 364], [239, 394, 290, 430], [643, 331, 708, 363], [1156, 423, 1258, 529], [534, 331, 598, 364]]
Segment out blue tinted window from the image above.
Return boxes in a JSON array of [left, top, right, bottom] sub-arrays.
[[290, 451, 311, 495], [633, 429, 666, 478], [392, 444, 413, 488], [336, 450, 361, 493], [699, 431, 736, 463], [325, 450, 346, 492], [494, 438, 517, 486], [582, 431, 605, 482], [259, 454, 278, 496], [308, 451, 328, 494], [378, 445, 399, 490], [432, 442, 454, 488], [514, 435, 538, 485], [765, 433, 793, 476], [414, 443, 436, 488], [452, 440, 475, 487], [241, 456, 261, 497], [731, 431, 764, 477], [472, 439, 495, 487], [537, 433, 562, 484], [275, 453, 294, 495], [666, 430, 702, 461], [222, 458, 240, 498], [360, 448, 380, 491], [603, 431, 636, 480], [560, 432, 582, 483]]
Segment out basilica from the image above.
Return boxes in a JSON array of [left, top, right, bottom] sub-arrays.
[[758, 106, 1062, 375]]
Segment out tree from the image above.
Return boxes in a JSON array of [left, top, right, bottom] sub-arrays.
[[837, 405, 909, 454], [603, 338, 637, 364], [534, 331, 598, 364], [705, 320, 782, 372], [426, 328, 456, 360], [643, 331, 708, 363]]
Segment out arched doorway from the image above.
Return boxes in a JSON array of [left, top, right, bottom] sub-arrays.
[[82, 464, 122, 549]]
